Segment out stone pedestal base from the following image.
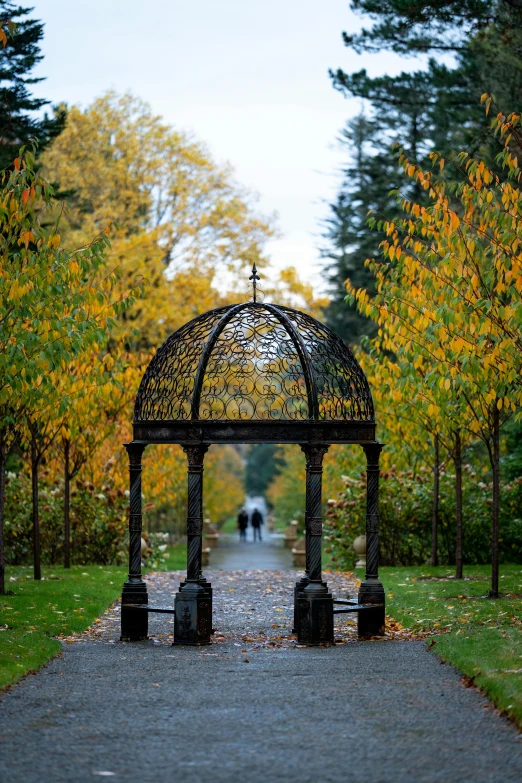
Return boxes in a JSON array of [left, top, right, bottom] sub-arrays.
[[296, 581, 334, 645], [357, 577, 385, 637], [174, 581, 212, 645], [292, 575, 309, 633], [178, 577, 212, 601], [120, 581, 148, 641]]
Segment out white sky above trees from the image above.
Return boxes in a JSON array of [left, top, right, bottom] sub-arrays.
[[31, 0, 423, 291]]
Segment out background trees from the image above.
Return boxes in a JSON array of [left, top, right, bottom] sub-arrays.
[[2, 86, 324, 572], [40, 91, 275, 348], [333, 104, 522, 593], [2, 6, 521, 589], [0, 143, 137, 590]]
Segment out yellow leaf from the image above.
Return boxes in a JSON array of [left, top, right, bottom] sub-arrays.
[[19, 230, 34, 248]]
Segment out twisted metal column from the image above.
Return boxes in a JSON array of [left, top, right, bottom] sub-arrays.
[[121, 442, 148, 641], [295, 444, 333, 645], [174, 444, 212, 645], [358, 442, 385, 637], [126, 442, 147, 584], [301, 444, 329, 582], [183, 445, 209, 581], [363, 443, 382, 581]]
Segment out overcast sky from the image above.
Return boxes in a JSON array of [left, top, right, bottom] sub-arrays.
[[31, 1, 421, 290]]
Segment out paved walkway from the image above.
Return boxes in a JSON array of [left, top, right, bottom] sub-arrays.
[[210, 530, 292, 570], [1, 535, 522, 782]]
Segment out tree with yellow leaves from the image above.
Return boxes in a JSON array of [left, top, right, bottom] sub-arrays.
[[203, 446, 245, 526], [0, 143, 138, 588], [348, 100, 522, 596], [40, 91, 276, 349]]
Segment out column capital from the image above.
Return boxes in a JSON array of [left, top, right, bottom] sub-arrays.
[[362, 442, 384, 467], [183, 444, 209, 468], [124, 442, 147, 465], [300, 443, 329, 468]]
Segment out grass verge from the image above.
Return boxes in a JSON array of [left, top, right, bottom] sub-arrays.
[[218, 517, 237, 534], [154, 542, 186, 571], [0, 564, 126, 690], [375, 564, 522, 727], [1, 546, 188, 689]]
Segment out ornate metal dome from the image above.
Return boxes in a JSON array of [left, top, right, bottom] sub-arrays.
[[134, 301, 374, 423]]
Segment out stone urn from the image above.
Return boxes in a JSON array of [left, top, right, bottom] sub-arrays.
[[353, 534, 366, 568], [291, 536, 306, 568], [203, 518, 220, 548], [283, 520, 299, 549]]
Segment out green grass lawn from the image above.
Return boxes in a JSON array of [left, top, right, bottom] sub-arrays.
[[373, 564, 522, 727], [0, 544, 186, 690], [217, 517, 236, 534], [0, 564, 126, 690], [155, 542, 186, 571]]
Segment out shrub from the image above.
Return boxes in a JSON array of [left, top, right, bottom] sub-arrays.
[[325, 466, 522, 569], [4, 472, 129, 566]]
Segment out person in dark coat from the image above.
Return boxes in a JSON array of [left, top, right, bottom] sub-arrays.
[[237, 509, 248, 541], [251, 507, 263, 542]]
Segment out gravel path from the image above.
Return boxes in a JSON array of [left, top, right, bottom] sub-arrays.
[[1, 538, 522, 782], [61, 566, 361, 649]]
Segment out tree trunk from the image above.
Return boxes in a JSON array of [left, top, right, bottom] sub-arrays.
[[64, 438, 71, 569], [490, 406, 500, 598], [431, 433, 439, 567], [0, 432, 6, 595], [454, 430, 463, 579], [31, 433, 41, 581]]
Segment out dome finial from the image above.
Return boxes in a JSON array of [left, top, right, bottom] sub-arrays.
[[249, 262, 260, 302]]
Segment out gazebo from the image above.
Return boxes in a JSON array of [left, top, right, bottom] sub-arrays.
[[121, 267, 385, 646]]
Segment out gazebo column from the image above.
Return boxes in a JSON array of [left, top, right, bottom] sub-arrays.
[[292, 447, 310, 633], [174, 445, 212, 645], [121, 442, 148, 641], [295, 444, 333, 645], [358, 443, 385, 637]]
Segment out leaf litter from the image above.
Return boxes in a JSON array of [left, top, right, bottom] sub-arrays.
[[58, 568, 432, 649]]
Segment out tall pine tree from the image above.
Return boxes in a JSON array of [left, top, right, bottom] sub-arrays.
[[0, 2, 64, 169], [322, 114, 396, 342], [323, 0, 522, 342]]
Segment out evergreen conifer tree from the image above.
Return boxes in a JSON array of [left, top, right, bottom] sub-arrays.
[[0, 2, 64, 169], [323, 0, 522, 341]]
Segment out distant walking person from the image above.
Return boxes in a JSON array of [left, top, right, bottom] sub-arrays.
[[237, 509, 248, 541], [251, 507, 263, 542]]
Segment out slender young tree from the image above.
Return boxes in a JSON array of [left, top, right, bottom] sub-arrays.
[[348, 109, 522, 596], [0, 144, 138, 588]]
